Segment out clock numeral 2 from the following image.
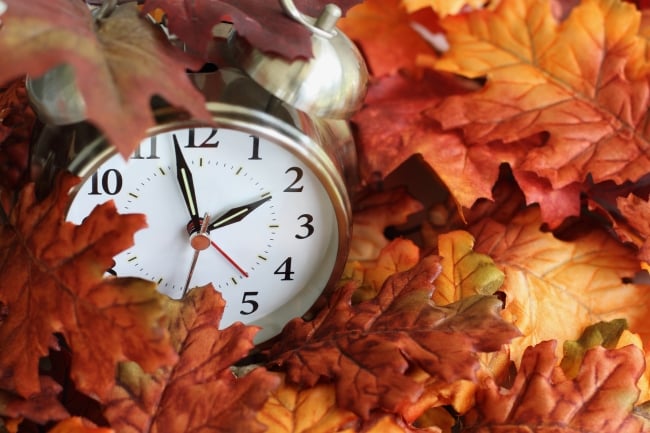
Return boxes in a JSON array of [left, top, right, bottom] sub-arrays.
[[240, 291, 259, 315], [183, 128, 220, 148], [274, 257, 295, 281], [284, 167, 304, 192], [88, 169, 123, 196]]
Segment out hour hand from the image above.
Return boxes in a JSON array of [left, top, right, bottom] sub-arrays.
[[208, 195, 272, 231], [173, 135, 201, 230]]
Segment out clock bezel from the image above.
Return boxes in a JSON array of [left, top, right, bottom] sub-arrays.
[[64, 102, 352, 341]]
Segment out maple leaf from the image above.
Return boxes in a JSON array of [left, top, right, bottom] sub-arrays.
[[0, 1, 210, 157], [0, 376, 68, 425], [464, 340, 648, 433], [615, 193, 650, 263], [402, 0, 490, 17], [142, 0, 362, 61], [338, 0, 440, 76], [0, 175, 176, 400], [266, 254, 520, 418], [0, 79, 34, 189], [470, 206, 650, 365], [103, 286, 280, 433], [429, 0, 650, 194], [48, 417, 113, 433]]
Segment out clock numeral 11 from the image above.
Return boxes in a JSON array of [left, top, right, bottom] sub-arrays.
[[132, 136, 160, 159]]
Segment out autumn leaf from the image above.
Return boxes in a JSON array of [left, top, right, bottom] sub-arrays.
[[267, 254, 520, 418], [0, 79, 34, 189], [433, 230, 504, 305], [471, 206, 650, 365], [464, 340, 648, 433], [616, 193, 650, 263], [48, 417, 113, 433], [402, 0, 490, 17], [143, 0, 362, 61], [0, 1, 211, 157], [429, 0, 650, 194], [103, 286, 280, 433], [0, 377, 68, 425], [0, 175, 176, 400], [338, 0, 440, 76]]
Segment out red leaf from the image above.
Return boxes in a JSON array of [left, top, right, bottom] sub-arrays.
[[0, 175, 176, 399], [267, 254, 520, 418], [0, 377, 68, 425]]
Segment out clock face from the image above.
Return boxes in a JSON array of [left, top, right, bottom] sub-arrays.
[[66, 126, 341, 338]]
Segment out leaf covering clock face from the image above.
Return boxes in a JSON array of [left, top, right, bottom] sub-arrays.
[[66, 125, 340, 338]]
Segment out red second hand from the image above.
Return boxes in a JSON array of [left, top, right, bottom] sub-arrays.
[[210, 241, 249, 278]]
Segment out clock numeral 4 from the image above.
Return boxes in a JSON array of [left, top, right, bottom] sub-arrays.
[[240, 291, 259, 315], [274, 257, 295, 281], [283, 167, 304, 192], [88, 169, 123, 196]]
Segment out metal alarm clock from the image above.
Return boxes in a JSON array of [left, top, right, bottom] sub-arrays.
[[28, 0, 368, 341]]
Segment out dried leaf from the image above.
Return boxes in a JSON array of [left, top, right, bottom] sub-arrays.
[[0, 79, 34, 189], [103, 286, 280, 433], [471, 206, 650, 364], [48, 417, 113, 433], [0, 175, 175, 399], [267, 255, 520, 418], [402, 0, 489, 17], [465, 341, 647, 433], [433, 230, 504, 305], [616, 193, 650, 263], [429, 0, 650, 191], [0, 377, 68, 425], [143, 0, 362, 60], [0, 1, 210, 157], [338, 0, 439, 76]]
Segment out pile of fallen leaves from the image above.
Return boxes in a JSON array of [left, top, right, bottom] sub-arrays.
[[2, 0, 650, 432]]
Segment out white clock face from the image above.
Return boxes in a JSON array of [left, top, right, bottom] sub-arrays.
[[67, 126, 340, 338]]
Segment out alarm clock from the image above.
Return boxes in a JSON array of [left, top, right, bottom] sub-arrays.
[[28, 0, 368, 341]]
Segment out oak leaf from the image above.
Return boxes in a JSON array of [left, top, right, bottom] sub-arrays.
[[338, 0, 439, 76], [143, 0, 362, 61], [0, 175, 176, 399], [103, 286, 280, 433], [0, 1, 210, 157], [267, 254, 520, 418], [465, 341, 648, 433], [471, 206, 650, 365], [429, 0, 650, 192]]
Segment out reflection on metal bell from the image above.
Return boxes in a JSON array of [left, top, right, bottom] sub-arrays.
[[227, 0, 369, 119]]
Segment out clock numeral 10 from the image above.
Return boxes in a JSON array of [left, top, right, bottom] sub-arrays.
[[240, 291, 259, 315], [88, 169, 123, 196]]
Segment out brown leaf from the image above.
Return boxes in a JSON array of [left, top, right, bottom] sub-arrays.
[[616, 193, 650, 263], [267, 255, 520, 418], [465, 341, 648, 433], [0, 175, 176, 399], [0, 1, 210, 157], [0, 79, 34, 189], [103, 286, 280, 433], [143, 0, 362, 60], [0, 377, 68, 425]]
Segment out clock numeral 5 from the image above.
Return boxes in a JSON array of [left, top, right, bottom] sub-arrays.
[[284, 167, 304, 192], [88, 169, 123, 196], [240, 291, 259, 315], [274, 257, 295, 281]]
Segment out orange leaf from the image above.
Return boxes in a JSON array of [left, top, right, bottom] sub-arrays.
[[267, 255, 520, 418], [471, 206, 650, 364], [616, 193, 650, 263], [48, 417, 113, 433], [339, 0, 440, 76], [0, 175, 176, 399], [466, 341, 647, 432], [0, 377, 68, 425], [103, 286, 280, 433], [402, 0, 489, 17], [430, 0, 650, 190], [0, 1, 210, 157]]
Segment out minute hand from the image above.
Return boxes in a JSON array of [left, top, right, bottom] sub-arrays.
[[208, 195, 272, 231]]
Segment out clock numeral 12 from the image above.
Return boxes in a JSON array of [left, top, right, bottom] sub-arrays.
[[183, 128, 220, 148], [88, 169, 123, 196], [240, 291, 259, 315]]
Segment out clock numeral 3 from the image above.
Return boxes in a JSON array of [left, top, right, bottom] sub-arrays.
[[88, 169, 123, 196], [274, 257, 295, 281], [283, 167, 304, 192], [240, 291, 259, 315], [295, 214, 315, 239]]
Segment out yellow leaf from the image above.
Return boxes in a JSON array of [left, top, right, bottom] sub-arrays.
[[472, 207, 650, 364], [402, 0, 489, 17], [433, 230, 505, 305], [48, 418, 113, 433]]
